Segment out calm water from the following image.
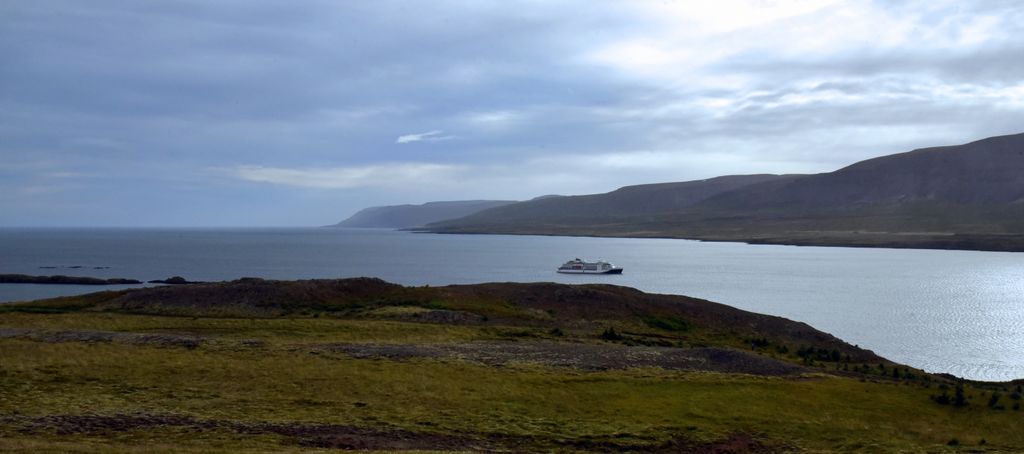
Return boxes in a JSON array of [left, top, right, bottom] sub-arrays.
[[1, 227, 1022, 381]]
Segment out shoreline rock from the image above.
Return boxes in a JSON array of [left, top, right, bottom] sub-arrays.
[[0, 274, 142, 285], [147, 276, 206, 285]]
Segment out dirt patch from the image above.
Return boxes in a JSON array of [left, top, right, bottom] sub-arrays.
[[2, 413, 788, 452], [320, 341, 806, 376], [0, 328, 203, 349], [2, 413, 486, 451], [389, 308, 485, 325], [654, 432, 784, 454]]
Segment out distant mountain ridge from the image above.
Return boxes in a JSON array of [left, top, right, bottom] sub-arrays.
[[332, 200, 517, 228], [700, 132, 1024, 212], [424, 132, 1024, 252], [435, 174, 797, 226]]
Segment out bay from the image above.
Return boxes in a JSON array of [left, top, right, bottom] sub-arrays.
[[1, 227, 1022, 381]]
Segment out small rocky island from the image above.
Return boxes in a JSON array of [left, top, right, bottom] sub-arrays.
[[147, 276, 206, 285], [0, 274, 142, 285]]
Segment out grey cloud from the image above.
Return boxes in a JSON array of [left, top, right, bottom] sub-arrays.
[[2, 1, 1023, 226], [719, 47, 1024, 85]]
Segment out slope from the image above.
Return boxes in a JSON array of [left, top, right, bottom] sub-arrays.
[[332, 200, 517, 228], [427, 174, 795, 229], [426, 133, 1024, 251]]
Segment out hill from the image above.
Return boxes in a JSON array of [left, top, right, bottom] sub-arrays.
[[426, 133, 1024, 251], [428, 174, 796, 228], [2, 278, 1022, 452], [703, 132, 1024, 211], [3, 277, 881, 363], [331, 200, 516, 228]]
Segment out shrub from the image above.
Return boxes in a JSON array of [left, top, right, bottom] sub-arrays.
[[953, 382, 967, 407], [600, 327, 623, 341], [504, 330, 535, 338], [988, 393, 1002, 408], [796, 346, 838, 362], [641, 315, 689, 332], [747, 337, 770, 348]]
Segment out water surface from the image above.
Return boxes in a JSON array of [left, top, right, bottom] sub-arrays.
[[1, 227, 1022, 381]]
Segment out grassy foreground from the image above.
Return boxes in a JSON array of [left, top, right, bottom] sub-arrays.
[[1, 278, 1023, 452]]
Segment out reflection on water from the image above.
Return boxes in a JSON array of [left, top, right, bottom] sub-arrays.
[[1, 227, 1022, 381]]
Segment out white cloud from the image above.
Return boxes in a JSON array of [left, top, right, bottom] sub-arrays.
[[44, 171, 86, 179], [20, 185, 68, 195], [585, 0, 1019, 85], [458, 110, 525, 133], [583, 0, 842, 79], [230, 163, 463, 189], [64, 136, 128, 151], [317, 105, 416, 125], [586, 40, 690, 76], [636, 0, 841, 34], [465, 110, 519, 125], [395, 130, 455, 144]]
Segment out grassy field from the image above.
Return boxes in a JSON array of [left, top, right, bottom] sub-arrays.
[[2, 280, 1023, 452]]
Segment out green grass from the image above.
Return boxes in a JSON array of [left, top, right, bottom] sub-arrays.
[[0, 312, 488, 344], [2, 312, 1023, 452], [3, 339, 1022, 452], [640, 314, 690, 332]]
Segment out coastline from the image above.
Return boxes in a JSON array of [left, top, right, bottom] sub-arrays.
[[415, 228, 1024, 253], [3, 278, 1023, 451], [0, 274, 142, 285], [4, 227, 1021, 381]]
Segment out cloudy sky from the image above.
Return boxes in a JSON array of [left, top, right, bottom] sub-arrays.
[[2, 0, 1023, 226]]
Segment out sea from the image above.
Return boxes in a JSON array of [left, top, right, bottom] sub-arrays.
[[1, 227, 1022, 382]]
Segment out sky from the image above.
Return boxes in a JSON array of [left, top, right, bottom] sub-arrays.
[[2, 0, 1023, 227]]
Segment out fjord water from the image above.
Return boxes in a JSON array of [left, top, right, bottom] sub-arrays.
[[1, 228, 1022, 381]]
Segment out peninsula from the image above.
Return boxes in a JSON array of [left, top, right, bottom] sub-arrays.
[[331, 200, 517, 229], [421, 133, 1024, 252], [1, 278, 1021, 452]]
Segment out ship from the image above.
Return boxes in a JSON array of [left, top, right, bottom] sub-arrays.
[[556, 258, 623, 274]]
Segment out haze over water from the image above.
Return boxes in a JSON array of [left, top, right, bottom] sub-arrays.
[[2, 227, 1022, 382]]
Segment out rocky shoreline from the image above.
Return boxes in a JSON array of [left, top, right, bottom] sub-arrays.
[[0, 274, 142, 285]]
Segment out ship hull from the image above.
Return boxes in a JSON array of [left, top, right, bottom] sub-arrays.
[[556, 268, 623, 275]]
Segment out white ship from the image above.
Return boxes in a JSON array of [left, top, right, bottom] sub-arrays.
[[556, 258, 623, 274]]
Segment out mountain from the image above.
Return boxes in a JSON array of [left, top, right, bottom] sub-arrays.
[[427, 174, 796, 228], [701, 132, 1024, 212], [426, 133, 1024, 251], [331, 200, 517, 228]]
